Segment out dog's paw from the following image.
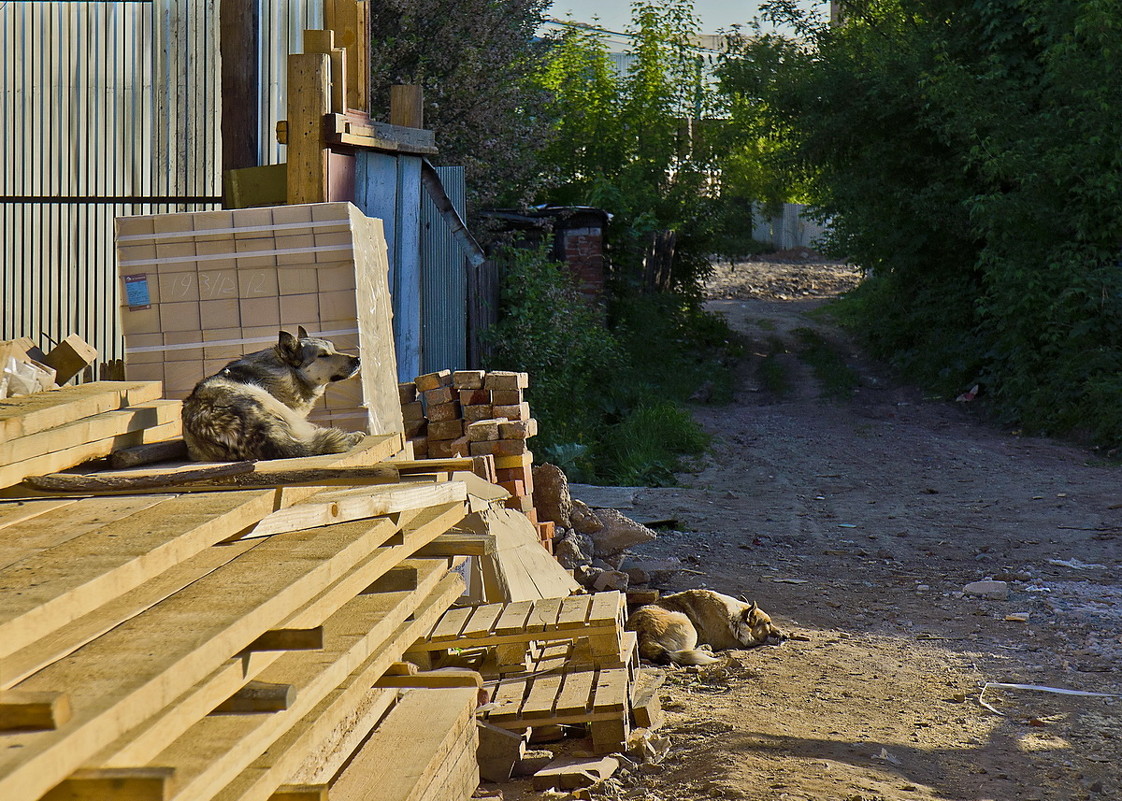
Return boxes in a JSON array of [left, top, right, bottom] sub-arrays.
[[345, 431, 366, 448]]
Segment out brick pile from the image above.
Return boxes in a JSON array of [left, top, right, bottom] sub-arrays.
[[399, 369, 555, 551]]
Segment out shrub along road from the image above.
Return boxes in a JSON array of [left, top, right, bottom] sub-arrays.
[[578, 257, 1121, 800]]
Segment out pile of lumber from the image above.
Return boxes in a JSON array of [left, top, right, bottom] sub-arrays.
[[0, 381, 487, 801], [0, 380, 180, 489], [400, 369, 552, 550]]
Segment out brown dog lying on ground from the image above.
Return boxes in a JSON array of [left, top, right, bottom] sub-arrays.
[[626, 589, 784, 666]]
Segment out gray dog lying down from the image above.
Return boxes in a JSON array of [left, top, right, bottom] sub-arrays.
[[181, 327, 365, 461]]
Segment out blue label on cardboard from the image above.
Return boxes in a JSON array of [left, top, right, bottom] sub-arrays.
[[124, 274, 151, 309]]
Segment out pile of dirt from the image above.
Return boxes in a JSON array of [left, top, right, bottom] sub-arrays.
[[706, 258, 862, 302]]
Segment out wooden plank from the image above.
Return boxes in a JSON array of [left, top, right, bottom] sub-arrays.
[[286, 52, 330, 205], [0, 381, 163, 441], [554, 670, 595, 718], [0, 517, 401, 801], [140, 566, 463, 801], [0, 400, 181, 466], [374, 670, 483, 690], [42, 767, 175, 801], [0, 419, 182, 489], [69, 516, 403, 771], [460, 603, 503, 639], [486, 677, 530, 722], [525, 597, 563, 633], [212, 681, 297, 715], [219, 0, 260, 176], [280, 688, 397, 787], [1, 539, 258, 689], [239, 481, 466, 539], [0, 490, 276, 665], [592, 669, 628, 714], [0, 494, 172, 570], [329, 688, 478, 801], [0, 498, 78, 533], [556, 595, 592, 630], [0, 690, 71, 731], [428, 605, 473, 642], [412, 531, 493, 557], [519, 673, 563, 720], [218, 579, 461, 801], [587, 592, 623, 627], [492, 600, 533, 636], [324, 0, 369, 112]]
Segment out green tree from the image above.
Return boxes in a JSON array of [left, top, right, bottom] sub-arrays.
[[722, 0, 1122, 446], [538, 1, 727, 293], [367, 0, 553, 212]]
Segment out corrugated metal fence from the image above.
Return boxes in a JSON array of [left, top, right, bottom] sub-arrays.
[[0, 0, 321, 374]]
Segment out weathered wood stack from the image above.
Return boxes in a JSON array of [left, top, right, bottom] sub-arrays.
[[400, 369, 553, 551], [0, 382, 485, 801]]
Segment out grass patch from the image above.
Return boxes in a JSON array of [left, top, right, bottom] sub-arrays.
[[757, 336, 791, 396], [793, 327, 859, 399], [600, 401, 710, 486]]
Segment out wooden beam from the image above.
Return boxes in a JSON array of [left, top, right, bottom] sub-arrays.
[[245, 628, 325, 653], [324, 0, 370, 113], [302, 30, 346, 115], [0, 691, 71, 731], [389, 85, 424, 129], [220, 0, 260, 185], [286, 53, 330, 204], [272, 786, 328, 801], [374, 669, 484, 689], [211, 681, 297, 715], [43, 768, 175, 801]]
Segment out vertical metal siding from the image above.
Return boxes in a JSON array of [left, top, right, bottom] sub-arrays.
[[1, 1, 221, 375], [420, 166, 467, 373], [259, 0, 322, 166]]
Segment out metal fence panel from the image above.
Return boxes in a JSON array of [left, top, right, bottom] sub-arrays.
[[1, 1, 220, 373], [420, 166, 467, 373]]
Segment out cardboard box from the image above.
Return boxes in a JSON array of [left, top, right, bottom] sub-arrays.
[[116, 202, 402, 435]]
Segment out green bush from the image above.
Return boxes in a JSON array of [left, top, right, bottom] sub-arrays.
[[720, 0, 1122, 447], [484, 246, 733, 484]]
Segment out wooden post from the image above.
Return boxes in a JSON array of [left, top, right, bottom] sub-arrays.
[[286, 53, 330, 204], [324, 0, 370, 113], [390, 85, 424, 129], [220, 0, 260, 200], [303, 29, 346, 114]]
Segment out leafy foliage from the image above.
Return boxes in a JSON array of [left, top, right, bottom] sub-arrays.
[[537, 2, 741, 292], [366, 0, 553, 211], [483, 246, 725, 484], [721, 0, 1122, 446]]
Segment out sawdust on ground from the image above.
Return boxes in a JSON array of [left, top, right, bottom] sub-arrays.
[[499, 256, 1121, 801]]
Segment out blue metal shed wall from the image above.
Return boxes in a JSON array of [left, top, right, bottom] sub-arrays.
[[420, 166, 467, 374]]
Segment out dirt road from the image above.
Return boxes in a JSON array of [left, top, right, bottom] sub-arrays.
[[556, 258, 1121, 800]]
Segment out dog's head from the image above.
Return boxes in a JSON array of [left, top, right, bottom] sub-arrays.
[[734, 600, 785, 647], [277, 327, 360, 386]]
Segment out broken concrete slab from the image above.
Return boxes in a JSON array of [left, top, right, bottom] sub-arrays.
[[964, 580, 1009, 600], [531, 755, 621, 790]]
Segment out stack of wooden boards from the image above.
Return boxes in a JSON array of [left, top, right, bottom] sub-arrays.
[[409, 591, 662, 757], [400, 369, 553, 550], [0, 380, 181, 489], [0, 382, 489, 801]]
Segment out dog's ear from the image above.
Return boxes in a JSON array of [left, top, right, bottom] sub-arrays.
[[297, 325, 309, 339], [277, 330, 302, 364], [742, 601, 758, 618]]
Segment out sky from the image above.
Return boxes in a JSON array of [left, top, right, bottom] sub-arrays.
[[546, 1, 768, 35]]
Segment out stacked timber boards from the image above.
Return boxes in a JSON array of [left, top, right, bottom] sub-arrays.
[[0, 398, 481, 800], [0, 381, 180, 490]]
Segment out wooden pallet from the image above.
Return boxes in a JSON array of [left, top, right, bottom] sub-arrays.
[[483, 665, 631, 754], [411, 592, 626, 674]]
